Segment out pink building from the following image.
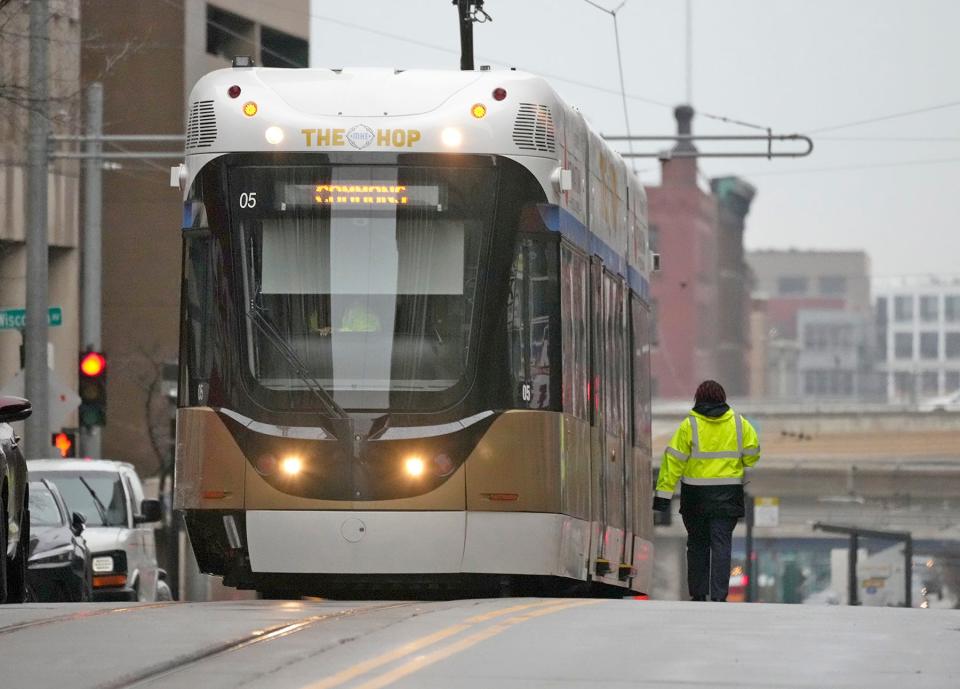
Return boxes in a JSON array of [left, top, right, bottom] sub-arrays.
[[647, 106, 719, 400]]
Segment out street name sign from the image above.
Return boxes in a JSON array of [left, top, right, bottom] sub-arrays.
[[0, 307, 63, 329]]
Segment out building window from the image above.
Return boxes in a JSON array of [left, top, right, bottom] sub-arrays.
[[946, 370, 960, 392], [261, 25, 309, 67], [894, 295, 914, 322], [921, 371, 939, 396], [876, 330, 887, 361], [875, 297, 888, 325], [648, 224, 659, 253], [818, 275, 847, 296], [804, 369, 853, 396], [894, 332, 913, 360], [206, 5, 256, 60], [946, 332, 960, 359], [919, 295, 939, 322], [893, 371, 913, 399], [778, 276, 808, 296], [919, 332, 939, 360], [945, 295, 960, 322]]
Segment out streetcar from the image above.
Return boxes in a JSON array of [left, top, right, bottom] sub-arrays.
[[173, 62, 655, 598]]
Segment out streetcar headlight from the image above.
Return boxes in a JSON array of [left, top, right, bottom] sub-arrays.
[[404, 456, 425, 478], [265, 126, 284, 145], [280, 455, 303, 476], [92, 555, 114, 573], [441, 127, 462, 147]]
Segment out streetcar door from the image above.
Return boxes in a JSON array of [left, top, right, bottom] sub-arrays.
[[601, 270, 628, 570], [589, 258, 607, 566]]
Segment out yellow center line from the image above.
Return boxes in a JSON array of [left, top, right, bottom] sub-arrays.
[[302, 624, 472, 689], [350, 600, 599, 689], [464, 599, 572, 624], [301, 599, 586, 689]]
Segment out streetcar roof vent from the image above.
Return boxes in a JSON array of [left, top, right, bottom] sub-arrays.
[[512, 103, 556, 153], [185, 99, 217, 150]]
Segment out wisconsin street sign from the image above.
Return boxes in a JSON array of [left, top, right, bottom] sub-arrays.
[[0, 307, 63, 330]]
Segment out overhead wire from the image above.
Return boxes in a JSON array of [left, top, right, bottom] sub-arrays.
[[580, 0, 636, 169], [740, 156, 960, 178], [807, 99, 960, 134]]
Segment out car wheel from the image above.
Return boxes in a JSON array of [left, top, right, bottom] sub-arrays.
[[6, 506, 29, 604], [155, 578, 173, 601]]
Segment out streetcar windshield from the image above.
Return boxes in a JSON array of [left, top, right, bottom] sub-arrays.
[[231, 164, 496, 411]]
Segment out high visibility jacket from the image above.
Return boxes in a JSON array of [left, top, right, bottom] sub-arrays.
[[656, 408, 760, 516], [339, 303, 381, 333]]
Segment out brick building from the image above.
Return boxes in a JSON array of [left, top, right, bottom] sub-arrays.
[[647, 106, 755, 400]]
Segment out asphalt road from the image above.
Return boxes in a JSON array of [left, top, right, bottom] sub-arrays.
[[1, 598, 957, 688]]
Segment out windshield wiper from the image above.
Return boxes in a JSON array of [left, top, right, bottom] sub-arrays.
[[78, 476, 109, 525], [245, 304, 350, 425]]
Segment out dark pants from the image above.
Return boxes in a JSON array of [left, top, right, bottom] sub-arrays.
[[682, 513, 738, 601]]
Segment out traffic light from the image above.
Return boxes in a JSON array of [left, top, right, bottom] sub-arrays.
[[78, 350, 107, 428], [51, 430, 76, 458]]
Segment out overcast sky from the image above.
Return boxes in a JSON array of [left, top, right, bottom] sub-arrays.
[[309, 0, 960, 278]]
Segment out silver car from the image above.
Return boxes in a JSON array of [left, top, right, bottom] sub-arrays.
[[27, 459, 170, 601]]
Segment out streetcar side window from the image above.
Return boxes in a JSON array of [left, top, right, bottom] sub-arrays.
[[508, 237, 560, 410], [181, 232, 214, 406], [560, 243, 589, 420], [630, 295, 652, 450], [602, 272, 627, 438]]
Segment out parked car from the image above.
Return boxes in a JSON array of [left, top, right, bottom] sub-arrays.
[[27, 479, 93, 602], [0, 395, 31, 604], [918, 389, 960, 412], [27, 459, 170, 601]]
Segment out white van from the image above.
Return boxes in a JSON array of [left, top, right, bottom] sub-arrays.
[[27, 459, 171, 601]]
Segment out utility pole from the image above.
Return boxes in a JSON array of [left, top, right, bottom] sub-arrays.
[[454, 1, 490, 71], [25, 0, 49, 459], [456, 0, 475, 70], [81, 83, 103, 458]]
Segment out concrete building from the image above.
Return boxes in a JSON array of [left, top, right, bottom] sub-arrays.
[[80, 0, 309, 471], [874, 276, 960, 402], [0, 0, 81, 447], [747, 250, 877, 401], [750, 249, 871, 315]]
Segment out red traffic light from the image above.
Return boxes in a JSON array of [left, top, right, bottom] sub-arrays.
[[80, 351, 106, 377]]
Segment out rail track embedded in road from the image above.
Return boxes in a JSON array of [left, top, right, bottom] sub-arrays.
[[96, 602, 417, 689], [0, 601, 179, 637]]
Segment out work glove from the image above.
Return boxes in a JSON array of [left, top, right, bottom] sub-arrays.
[[652, 496, 671, 512]]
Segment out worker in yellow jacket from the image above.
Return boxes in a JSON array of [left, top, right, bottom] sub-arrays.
[[653, 380, 760, 602]]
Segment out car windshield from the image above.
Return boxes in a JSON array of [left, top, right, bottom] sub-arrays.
[[28, 482, 63, 527], [30, 471, 128, 527]]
